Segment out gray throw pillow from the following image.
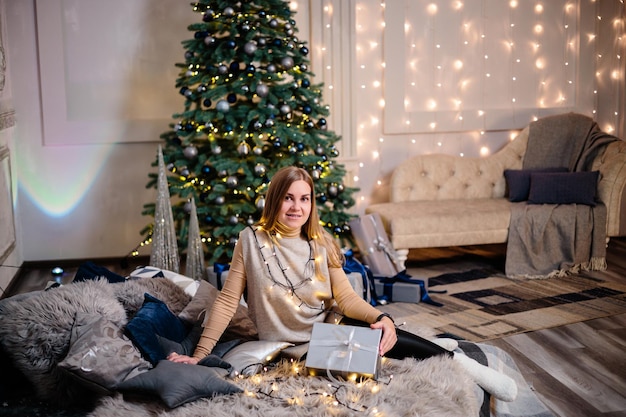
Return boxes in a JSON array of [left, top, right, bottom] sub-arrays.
[[221, 340, 293, 377], [58, 312, 152, 395], [117, 359, 242, 408]]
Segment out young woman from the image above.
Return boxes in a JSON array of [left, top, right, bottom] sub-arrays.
[[168, 166, 517, 401]]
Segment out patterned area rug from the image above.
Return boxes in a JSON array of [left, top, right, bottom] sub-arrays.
[[379, 268, 626, 342]]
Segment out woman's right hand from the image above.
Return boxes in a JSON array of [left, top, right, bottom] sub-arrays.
[[167, 352, 200, 365]]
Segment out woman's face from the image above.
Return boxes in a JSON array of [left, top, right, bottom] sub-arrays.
[[278, 179, 312, 231]]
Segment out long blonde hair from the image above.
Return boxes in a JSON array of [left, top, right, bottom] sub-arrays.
[[258, 166, 344, 269]]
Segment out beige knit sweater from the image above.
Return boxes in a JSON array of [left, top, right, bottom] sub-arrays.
[[193, 226, 383, 359]]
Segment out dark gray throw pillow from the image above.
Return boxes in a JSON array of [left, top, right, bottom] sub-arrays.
[[527, 171, 599, 206], [117, 359, 242, 408], [504, 167, 568, 202]]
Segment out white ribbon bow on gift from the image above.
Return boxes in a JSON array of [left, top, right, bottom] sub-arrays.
[[369, 216, 400, 266]]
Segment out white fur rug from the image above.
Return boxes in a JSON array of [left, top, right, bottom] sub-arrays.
[[90, 356, 478, 417]]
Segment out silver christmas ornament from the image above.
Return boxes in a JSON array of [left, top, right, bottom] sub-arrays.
[[311, 169, 321, 180], [212, 145, 222, 155], [315, 145, 324, 155], [267, 64, 277, 73], [281, 56, 294, 70], [256, 196, 266, 211], [254, 163, 267, 176], [224, 6, 234, 16], [253, 146, 263, 155], [215, 195, 225, 205], [229, 215, 239, 225], [218, 64, 228, 74], [226, 176, 238, 188], [269, 18, 278, 28], [204, 36, 215, 45], [244, 41, 257, 55], [280, 104, 291, 114], [256, 83, 269, 97], [216, 100, 230, 112], [328, 185, 338, 197], [237, 142, 250, 155], [183, 145, 198, 159]]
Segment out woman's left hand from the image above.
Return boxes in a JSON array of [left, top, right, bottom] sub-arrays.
[[370, 317, 397, 356], [167, 352, 200, 365]]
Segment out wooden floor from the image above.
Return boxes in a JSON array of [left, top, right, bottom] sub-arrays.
[[4, 240, 626, 417], [485, 240, 626, 417]]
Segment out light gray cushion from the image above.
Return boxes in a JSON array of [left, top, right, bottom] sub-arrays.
[[222, 340, 293, 377], [57, 312, 151, 395]]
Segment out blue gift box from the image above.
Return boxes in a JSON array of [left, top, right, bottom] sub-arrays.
[[374, 278, 422, 303]]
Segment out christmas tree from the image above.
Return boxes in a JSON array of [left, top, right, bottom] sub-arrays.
[[143, 0, 358, 264]]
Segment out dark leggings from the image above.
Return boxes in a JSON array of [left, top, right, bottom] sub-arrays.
[[340, 317, 453, 360]]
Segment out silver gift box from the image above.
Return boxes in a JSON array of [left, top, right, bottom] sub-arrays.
[[305, 323, 382, 380], [349, 213, 402, 278]]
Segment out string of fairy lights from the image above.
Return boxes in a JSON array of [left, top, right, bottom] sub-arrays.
[[234, 358, 394, 415], [344, 0, 624, 210]]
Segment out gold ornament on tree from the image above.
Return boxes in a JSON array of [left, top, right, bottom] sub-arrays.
[[185, 197, 206, 281], [150, 145, 180, 272]]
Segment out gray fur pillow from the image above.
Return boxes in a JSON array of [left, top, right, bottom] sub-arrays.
[[178, 280, 258, 342], [0, 279, 125, 403], [58, 312, 152, 395]]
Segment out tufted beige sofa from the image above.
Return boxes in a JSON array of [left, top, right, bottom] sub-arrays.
[[365, 127, 626, 255]]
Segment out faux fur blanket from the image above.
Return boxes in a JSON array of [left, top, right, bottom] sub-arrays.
[[0, 276, 555, 417], [87, 343, 554, 417], [505, 113, 619, 278]]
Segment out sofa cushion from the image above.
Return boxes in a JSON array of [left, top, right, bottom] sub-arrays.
[[504, 167, 568, 202], [528, 171, 599, 206], [366, 198, 513, 249]]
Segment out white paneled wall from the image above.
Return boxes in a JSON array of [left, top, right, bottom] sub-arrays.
[[3, 0, 624, 264]]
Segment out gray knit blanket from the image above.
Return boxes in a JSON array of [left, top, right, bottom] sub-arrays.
[[505, 112, 619, 278]]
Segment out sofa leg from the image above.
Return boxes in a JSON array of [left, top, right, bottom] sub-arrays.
[[394, 249, 409, 271]]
